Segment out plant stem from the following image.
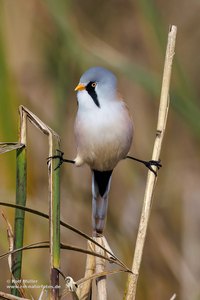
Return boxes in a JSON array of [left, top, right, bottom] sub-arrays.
[[12, 106, 61, 299], [48, 136, 61, 299], [12, 108, 27, 297], [124, 25, 177, 300]]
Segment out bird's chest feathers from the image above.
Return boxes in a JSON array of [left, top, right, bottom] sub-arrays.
[[75, 100, 132, 170], [76, 104, 128, 168], [77, 105, 120, 144]]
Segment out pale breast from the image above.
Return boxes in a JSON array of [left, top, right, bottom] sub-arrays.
[[74, 101, 133, 170]]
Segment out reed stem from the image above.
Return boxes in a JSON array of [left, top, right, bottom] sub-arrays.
[[124, 25, 177, 300]]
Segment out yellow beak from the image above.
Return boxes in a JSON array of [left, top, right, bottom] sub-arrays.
[[74, 83, 86, 91]]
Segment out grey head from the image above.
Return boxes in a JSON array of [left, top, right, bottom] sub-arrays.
[[76, 67, 117, 108], [80, 67, 117, 87]]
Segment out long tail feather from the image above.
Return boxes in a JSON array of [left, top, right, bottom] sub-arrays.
[[92, 169, 113, 235]]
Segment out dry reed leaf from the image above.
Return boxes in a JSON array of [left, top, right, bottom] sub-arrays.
[[1, 211, 27, 298], [0, 143, 24, 154], [1, 211, 14, 272]]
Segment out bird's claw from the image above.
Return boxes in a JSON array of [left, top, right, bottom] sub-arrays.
[[144, 159, 162, 176], [47, 150, 75, 170], [47, 150, 65, 171]]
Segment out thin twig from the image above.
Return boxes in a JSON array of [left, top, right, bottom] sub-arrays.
[[0, 241, 129, 269], [0, 202, 130, 271], [124, 25, 177, 300]]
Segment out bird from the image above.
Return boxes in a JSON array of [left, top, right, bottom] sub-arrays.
[[74, 66, 133, 236]]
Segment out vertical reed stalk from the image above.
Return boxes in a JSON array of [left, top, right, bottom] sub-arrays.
[[124, 25, 177, 300], [77, 241, 95, 299], [49, 136, 61, 300], [12, 110, 27, 297], [94, 237, 107, 300], [78, 236, 110, 300], [12, 106, 61, 299]]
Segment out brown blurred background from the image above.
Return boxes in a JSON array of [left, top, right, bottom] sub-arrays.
[[0, 0, 200, 299]]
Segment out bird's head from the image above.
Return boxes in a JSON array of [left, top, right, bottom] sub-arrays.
[[75, 67, 117, 109]]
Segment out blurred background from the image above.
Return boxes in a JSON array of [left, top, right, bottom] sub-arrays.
[[0, 0, 200, 299]]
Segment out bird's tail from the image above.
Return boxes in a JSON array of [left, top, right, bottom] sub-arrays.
[[92, 169, 113, 235]]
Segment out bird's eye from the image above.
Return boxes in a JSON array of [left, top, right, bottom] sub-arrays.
[[91, 82, 97, 88]]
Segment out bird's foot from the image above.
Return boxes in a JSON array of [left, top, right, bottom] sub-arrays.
[[143, 159, 162, 176], [47, 149, 75, 170], [92, 231, 104, 238], [126, 155, 162, 176]]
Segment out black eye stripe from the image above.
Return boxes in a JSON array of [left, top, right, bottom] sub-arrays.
[[85, 81, 100, 108]]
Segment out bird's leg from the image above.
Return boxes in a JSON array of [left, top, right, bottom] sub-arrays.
[[126, 155, 162, 176], [47, 149, 75, 170]]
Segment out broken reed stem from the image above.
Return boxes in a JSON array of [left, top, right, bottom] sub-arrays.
[[124, 25, 177, 300], [13, 106, 61, 300]]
